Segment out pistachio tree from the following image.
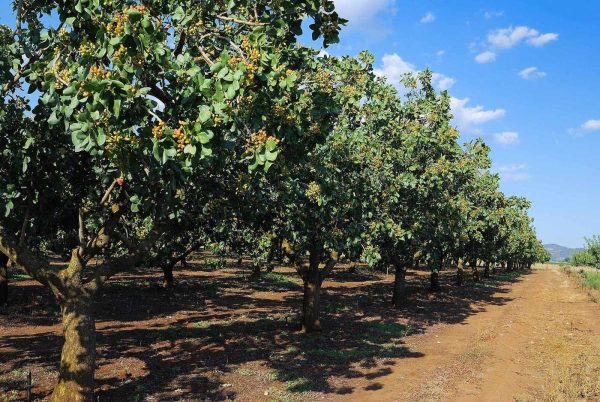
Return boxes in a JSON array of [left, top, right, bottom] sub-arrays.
[[0, 0, 344, 399]]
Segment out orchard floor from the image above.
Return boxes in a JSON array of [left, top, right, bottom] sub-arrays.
[[1, 262, 600, 401]]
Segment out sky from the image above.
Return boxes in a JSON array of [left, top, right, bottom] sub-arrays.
[[316, 0, 600, 248], [1, 1, 599, 247]]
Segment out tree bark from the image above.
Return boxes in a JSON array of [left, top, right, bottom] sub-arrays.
[[50, 296, 96, 402], [0, 253, 8, 305], [471, 260, 480, 282], [392, 262, 408, 306], [430, 270, 441, 292], [302, 251, 322, 333], [430, 255, 442, 292], [162, 264, 174, 288], [456, 261, 464, 286]]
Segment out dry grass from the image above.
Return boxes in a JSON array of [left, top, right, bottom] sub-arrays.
[[540, 333, 600, 401], [561, 265, 600, 303], [409, 342, 489, 401]]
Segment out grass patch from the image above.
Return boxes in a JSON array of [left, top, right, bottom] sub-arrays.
[[583, 270, 600, 290], [248, 272, 301, 290], [363, 321, 412, 338]]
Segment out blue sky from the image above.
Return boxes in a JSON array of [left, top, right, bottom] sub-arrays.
[[318, 0, 600, 248], [1, 1, 599, 247]]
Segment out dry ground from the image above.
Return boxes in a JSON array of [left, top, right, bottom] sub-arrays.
[[1, 262, 599, 401]]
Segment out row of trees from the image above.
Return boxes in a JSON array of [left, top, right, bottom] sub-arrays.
[[0, 1, 547, 400]]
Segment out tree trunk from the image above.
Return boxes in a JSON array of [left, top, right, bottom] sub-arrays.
[[484, 262, 490, 278], [456, 261, 464, 286], [50, 296, 96, 402], [0, 253, 8, 305], [251, 264, 261, 278], [471, 260, 480, 282], [302, 252, 322, 333], [392, 262, 407, 306], [430, 270, 441, 292], [430, 255, 442, 292], [162, 264, 174, 288]]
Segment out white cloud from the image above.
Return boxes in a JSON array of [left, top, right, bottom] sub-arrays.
[[436, 50, 445, 57], [420, 12, 435, 24], [528, 32, 559, 47], [374, 53, 416, 87], [333, 0, 394, 24], [488, 26, 538, 48], [432, 73, 456, 91], [450, 97, 506, 132], [582, 120, 600, 132], [493, 131, 520, 145], [495, 164, 530, 182], [518, 66, 547, 80], [487, 26, 558, 49], [475, 51, 496, 64], [374, 53, 455, 92], [484, 10, 504, 19]]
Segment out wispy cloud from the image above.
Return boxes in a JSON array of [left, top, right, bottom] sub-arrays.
[[493, 131, 520, 145], [495, 164, 530, 182], [528, 32, 559, 47], [518, 66, 547, 80], [475, 51, 496, 64], [582, 119, 600, 132], [420, 12, 435, 24], [484, 10, 504, 19]]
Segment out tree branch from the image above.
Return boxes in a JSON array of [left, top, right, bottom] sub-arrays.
[[100, 179, 118, 205], [174, 31, 186, 56], [85, 225, 166, 292], [216, 14, 267, 27], [0, 224, 64, 295], [18, 206, 30, 246]]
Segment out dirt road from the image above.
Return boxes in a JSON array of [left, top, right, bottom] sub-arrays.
[[353, 267, 600, 401]]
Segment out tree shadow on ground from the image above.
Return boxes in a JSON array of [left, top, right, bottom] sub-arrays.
[[0, 262, 531, 400]]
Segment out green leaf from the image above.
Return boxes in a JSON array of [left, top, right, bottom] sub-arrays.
[[48, 112, 59, 126], [113, 99, 121, 118], [198, 105, 211, 123]]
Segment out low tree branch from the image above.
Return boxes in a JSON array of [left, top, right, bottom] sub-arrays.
[[0, 224, 64, 296], [85, 225, 166, 292]]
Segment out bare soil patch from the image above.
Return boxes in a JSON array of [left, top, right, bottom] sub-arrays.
[[2, 263, 598, 401]]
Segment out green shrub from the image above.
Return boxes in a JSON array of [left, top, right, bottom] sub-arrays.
[[571, 251, 597, 267]]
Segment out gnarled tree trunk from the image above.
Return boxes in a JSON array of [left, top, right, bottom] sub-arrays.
[[50, 296, 96, 402], [392, 260, 408, 307], [0, 253, 8, 305], [302, 251, 322, 333]]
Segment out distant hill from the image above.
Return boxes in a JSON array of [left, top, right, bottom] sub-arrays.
[[544, 244, 584, 262]]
